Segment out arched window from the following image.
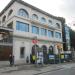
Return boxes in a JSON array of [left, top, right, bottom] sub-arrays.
[[32, 45, 39, 55], [49, 46, 54, 54], [8, 9, 13, 17], [2, 15, 6, 22], [18, 9, 29, 18], [32, 14, 38, 20], [56, 23, 60, 29], [41, 17, 46, 23], [42, 45, 47, 64], [48, 20, 52, 25]]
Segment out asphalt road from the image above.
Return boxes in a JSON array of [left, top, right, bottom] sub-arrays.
[[36, 67, 75, 75]]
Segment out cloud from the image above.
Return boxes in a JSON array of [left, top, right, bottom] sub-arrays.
[[60, 0, 75, 16]]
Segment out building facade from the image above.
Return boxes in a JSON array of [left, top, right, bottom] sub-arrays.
[[0, 0, 63, 64], [65, 25, 71, 51]]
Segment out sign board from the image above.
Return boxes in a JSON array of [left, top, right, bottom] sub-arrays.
[[65, 54, 68, 59], [49, 55, 55, 59], [32, 40, 38, 44], [37, 52, 43, 64]]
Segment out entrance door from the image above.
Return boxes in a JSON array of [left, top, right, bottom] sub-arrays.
[[42, 45, 47, 64], [0, 46, 12, 61]]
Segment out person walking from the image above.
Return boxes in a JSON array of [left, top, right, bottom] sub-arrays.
[[9, 54, 12, 66], [26, 56, 29, 64], [9, 54, 14, 66], [12, 55, 14, 66]]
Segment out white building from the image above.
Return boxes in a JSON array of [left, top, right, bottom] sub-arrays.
[[0, 0, 63, 64]]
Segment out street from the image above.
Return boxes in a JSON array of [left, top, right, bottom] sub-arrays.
[[0, 62, 75, 75], [35, 67, 75, 75]]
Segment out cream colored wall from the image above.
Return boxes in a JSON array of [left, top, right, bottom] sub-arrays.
[[0, 1, 63, 63]]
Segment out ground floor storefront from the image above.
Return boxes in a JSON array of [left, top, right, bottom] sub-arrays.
[[0, 38, 72, 64], [12, 37, 63, 64]]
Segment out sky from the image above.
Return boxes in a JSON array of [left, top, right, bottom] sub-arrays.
[[0, 0, 75, 30]]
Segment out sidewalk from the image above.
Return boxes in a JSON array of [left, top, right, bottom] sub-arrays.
[[0, 61, 75, 74]]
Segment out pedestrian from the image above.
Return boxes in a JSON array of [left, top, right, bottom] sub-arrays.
[[26, 56, 29, 63], [9, 54, 12, 66], [32, 55, 36, 64], [12, 55, 14, 66]]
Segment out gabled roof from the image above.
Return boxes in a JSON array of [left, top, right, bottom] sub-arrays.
[[0, 0, 65, 22]]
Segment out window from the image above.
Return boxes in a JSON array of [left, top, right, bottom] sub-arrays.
[[41, 28, 47, 36], [16, 21, 29, 32], [32, 14, 38, 20], [7, 22, 13, 29], [2, 15, 6, 22], [20, 47, 25, 58], [55, 32, 61, 38], [49, 46, 54, 54], [41, 17, 46, 23], [48, 20, 52, 25], [32, 26, 39, 34], [48, 30, 53, 37], [8, 9, 13, 17], [56, 23, 60, 29], [18, 9, 29, 18]]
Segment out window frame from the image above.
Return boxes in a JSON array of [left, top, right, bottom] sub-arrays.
[[20, 47, 25, 58], [2, 15, 6, 22], [41, 28, 47, 36], [16, 21, 29, 32], [32, 25, 39, 34], [41, 17, 46, 24], [48, 30, 53, 37], [8, 9, 13, 17], [55, 32, 61, 39], [32, 14, 38, 20], [18, 9, 29, 18]]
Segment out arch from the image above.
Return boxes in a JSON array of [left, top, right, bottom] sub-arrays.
[[56, 23, 60, 29], [32, 45, 39, 55], [18, 9, 29, 18], [49, 46, 54, 54], [41, 45, 47, 64], [41, 17, 46, 23], [8, 9, 13, 17], [2, 15, 6, 22], [32, 14, 38, 20], [42, 45, 47, 54]]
